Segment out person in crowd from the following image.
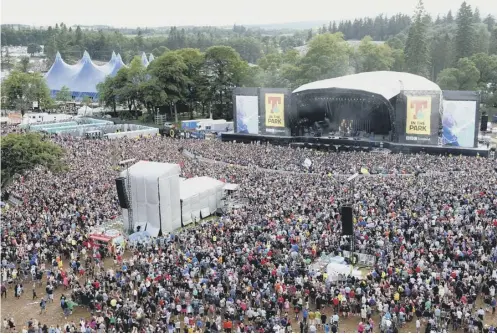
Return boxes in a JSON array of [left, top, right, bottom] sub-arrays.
[[0, 132, 496, 333]]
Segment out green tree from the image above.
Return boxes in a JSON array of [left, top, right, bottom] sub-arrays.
[[473, 23, 490, 54], [17, 56, 31, 73], [1, 133, 65, 186], [0, 48, 14, 70], [27, 43, 41, 56], [455, 1, 475, 60], [55, 86, 72, 103], [299, 33, 350, 84], [489, 27, 497, 55], [404, 0, 430, 77], [354, 36, 394, 72], [437, 58, 480, 90], [436, 68, 460, 90], [469, 53, 497, 85], [97, 77, 118, 113], [203, 46, 247, 119], [430, 33, 454, 81], [152, 46, 169, 57], [174, 48, 205, 118], [148, 51, 190, 122], [1, 71, 53, 112]]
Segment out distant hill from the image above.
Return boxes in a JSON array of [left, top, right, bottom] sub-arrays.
[[2, 21, 331, 31], [243, 20, 330, 30]]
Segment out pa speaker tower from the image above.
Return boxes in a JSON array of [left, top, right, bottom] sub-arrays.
[[481, 115, 488, 131], [115, 177, 130, 209], [341, 206, 353, 236]]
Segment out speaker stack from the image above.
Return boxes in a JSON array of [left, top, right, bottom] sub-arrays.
[[115, 177, 130, 209], [341, 206, 353, 236], [481, 115, 488, 132]]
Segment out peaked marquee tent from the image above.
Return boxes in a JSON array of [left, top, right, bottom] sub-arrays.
[[45, 50, 130, 100]]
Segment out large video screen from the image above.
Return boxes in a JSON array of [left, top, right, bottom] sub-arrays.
[[442, 100, 476, 148], [235, 95, 259, 134]]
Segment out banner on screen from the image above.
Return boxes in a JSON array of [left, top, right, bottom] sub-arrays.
[[235, 95, 259, 134], [265, 93, 285, 127], [406, 96, 431, 135], [442, 100, 476, 148]]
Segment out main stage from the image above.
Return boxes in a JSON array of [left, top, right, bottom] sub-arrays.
[[221, 132, 491, 157]]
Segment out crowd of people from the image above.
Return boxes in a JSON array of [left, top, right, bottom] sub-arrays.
[[1, 131, 497, 333]]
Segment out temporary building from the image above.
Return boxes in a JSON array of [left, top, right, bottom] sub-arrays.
[[121, 161, 181, 236], [77, 106, 93, 116], [148, 53, 155, 63], [180, 177, 224, 225], [325, 256, 364, 282]]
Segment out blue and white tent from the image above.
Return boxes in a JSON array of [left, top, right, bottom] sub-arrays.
[[45, 50, 129, 101], [98, 51, 117, 74], [108, 53, 126, 77], [141, 52, 149, 67], [148, 53, 155, 63]]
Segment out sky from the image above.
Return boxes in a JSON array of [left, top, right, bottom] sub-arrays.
[[1, 0, 496, 28]]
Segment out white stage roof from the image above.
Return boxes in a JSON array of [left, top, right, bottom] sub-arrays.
[[180, 176, 224, 200], [293, 71, 442, 100]]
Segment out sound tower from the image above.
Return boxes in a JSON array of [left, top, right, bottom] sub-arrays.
[[341, 206, 353, 236], [115, 177, 129, 209], [481, 115, 488, 131]]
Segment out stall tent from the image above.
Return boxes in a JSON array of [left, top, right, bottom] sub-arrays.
[[121, 161, 181, 236], [180, 177, 224, 225]]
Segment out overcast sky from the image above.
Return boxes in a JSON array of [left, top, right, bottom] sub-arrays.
[[1, 0, 495, 28]]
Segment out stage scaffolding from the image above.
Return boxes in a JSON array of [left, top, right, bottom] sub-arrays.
[[293, 90, 396, 140]]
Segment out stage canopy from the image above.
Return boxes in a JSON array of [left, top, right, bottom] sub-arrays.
[[45, 50, 128, 100], [293, 71, 441, 100], [291, 71, 442, 139]]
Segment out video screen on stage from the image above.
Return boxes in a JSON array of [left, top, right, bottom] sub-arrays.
[[442, 100, 477, 148], [235, 95, 259, 134]]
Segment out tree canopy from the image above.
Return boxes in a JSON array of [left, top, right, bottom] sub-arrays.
[[1, 133, 65, 186], [1, 70, 54, 112], [3, 0, 497, 115]]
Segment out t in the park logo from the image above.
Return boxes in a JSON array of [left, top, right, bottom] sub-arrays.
[[265, 93, 285, 128], [406, 96, 431, 135]]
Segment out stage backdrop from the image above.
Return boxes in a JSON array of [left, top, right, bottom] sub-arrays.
[[441, 90, 480, 148], [396, 91, 441, 145], [233, 87, 259, 135], [259, 88, 291, 136]]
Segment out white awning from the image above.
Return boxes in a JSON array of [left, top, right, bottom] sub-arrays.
[[293, 71, 441, 100], [223, 183, 239, 191]]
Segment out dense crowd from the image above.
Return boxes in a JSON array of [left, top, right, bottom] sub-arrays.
[[1, 133, 497, 333]]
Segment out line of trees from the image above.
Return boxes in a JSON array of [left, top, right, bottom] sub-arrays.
[[1, 1, 496, 119]]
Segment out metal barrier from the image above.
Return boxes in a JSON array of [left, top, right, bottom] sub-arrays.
[[342, 250, 376, 266]]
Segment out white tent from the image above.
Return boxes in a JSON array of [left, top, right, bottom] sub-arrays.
[[293, 71, 442, 100], [325, 256, 364, 282], [121, 161, 181, 236], [77, 106, 93, 116], [180, 177, 224, 225]]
